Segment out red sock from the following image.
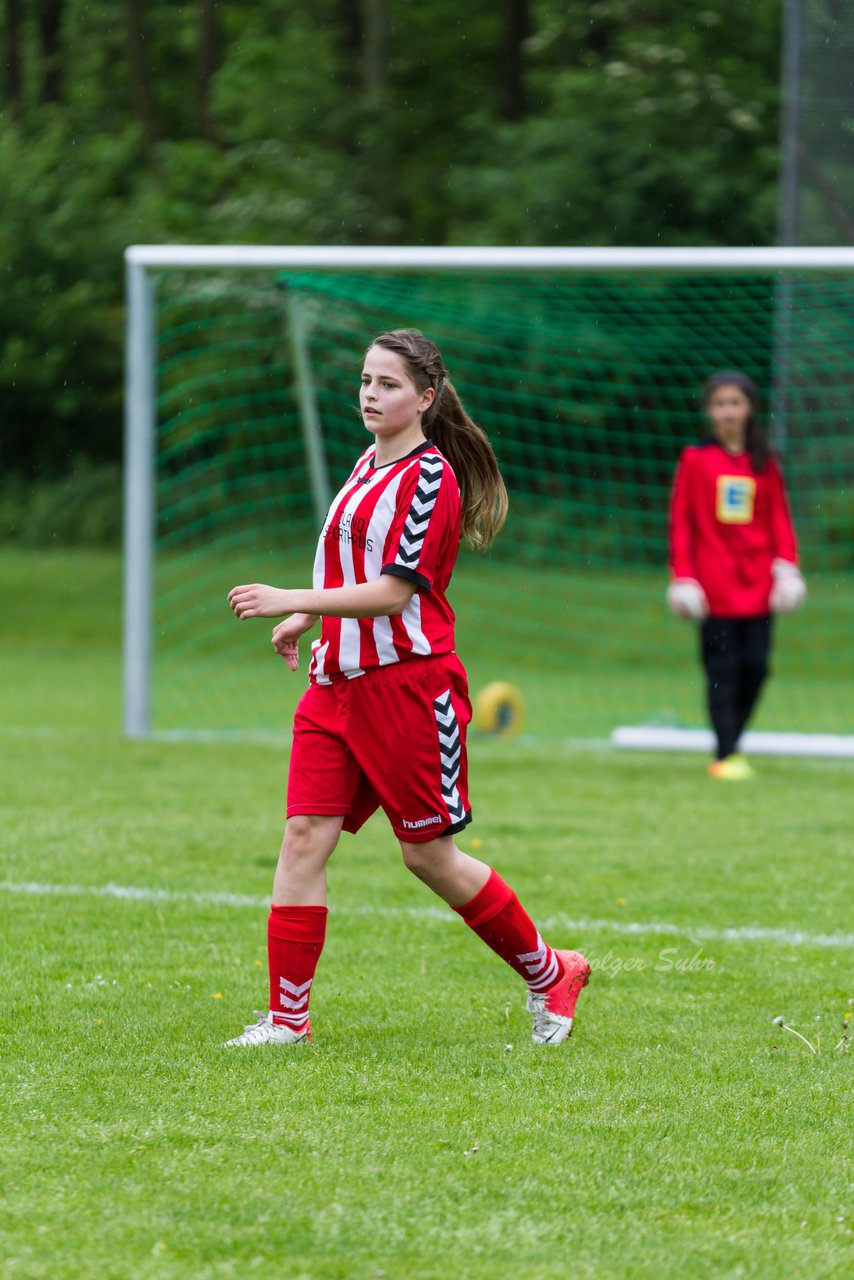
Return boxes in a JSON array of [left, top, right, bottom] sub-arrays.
[[453, 869, 560, 993], [267, 905, 328, 1031]]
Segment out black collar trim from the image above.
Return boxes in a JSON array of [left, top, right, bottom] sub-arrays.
[[368, 439, 435, 472]]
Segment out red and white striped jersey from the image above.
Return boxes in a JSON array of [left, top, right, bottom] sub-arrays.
[[309, 440, 462, 684]]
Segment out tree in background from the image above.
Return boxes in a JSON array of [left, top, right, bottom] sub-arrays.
[[0, 0, 782, 494]]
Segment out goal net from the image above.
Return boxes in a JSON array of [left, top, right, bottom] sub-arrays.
[[124, 247, 854, 754]]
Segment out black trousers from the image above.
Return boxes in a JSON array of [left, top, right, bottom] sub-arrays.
[[700, 615, 773, 760]]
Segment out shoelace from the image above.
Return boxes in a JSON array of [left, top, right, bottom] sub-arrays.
[[235, 1012, 273, 1043], [528, 993, 554, 1038]]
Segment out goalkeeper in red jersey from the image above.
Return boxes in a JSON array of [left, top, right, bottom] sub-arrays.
[[667, 370, 806, 779], [222, 329, 590, 1048]]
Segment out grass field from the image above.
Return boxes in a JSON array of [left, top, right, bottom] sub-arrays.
[[149, 541, 854, 738], [1, 548, 852, 1280]]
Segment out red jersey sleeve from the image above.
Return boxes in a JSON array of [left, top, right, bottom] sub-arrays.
[[765, 457, 799, 564], [668, 448, 698, 580], [381, 453, 460, 592]]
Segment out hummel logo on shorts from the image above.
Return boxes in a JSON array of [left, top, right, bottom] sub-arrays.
[[402, 813, 443, 830]]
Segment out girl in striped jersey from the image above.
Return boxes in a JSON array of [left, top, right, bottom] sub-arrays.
[[225, 330, 590, 1048]]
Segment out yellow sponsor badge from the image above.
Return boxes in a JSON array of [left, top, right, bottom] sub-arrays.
[[716, 475, 756, 524]]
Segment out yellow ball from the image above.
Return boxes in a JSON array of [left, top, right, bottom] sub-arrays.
[[473, 681, 525, 738]]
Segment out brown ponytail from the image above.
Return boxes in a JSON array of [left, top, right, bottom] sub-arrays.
[[369, 329, 508, 549]]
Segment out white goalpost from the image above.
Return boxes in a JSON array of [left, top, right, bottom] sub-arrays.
[[124, 244, 854, 753]]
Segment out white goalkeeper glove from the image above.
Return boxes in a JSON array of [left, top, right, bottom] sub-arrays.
[[770, 559, 806, 615], [667, 578, 709, 621]]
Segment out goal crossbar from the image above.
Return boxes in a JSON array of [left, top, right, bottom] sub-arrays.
[[125, 245, 854, 272]]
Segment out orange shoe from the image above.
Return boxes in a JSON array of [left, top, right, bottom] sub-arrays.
[[527, 949, 590, 1045]]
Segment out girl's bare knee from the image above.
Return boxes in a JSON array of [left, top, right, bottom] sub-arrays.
[[283, 813, 321, 848], [400, 836, 454, 882], [400, 840, 428, 878], [280, 814, 341, 866]]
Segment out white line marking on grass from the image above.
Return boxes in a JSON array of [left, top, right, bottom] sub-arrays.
[[537, 914, 854, 951], [2, 879, 852, 950], [0, 880, 451, 918], [0, 879, 268, 909]]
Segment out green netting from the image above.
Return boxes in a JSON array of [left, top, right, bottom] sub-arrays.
[[151, 270, 854, 739]]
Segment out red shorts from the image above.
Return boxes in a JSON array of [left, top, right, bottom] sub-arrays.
[[287, 653, 472, 843]]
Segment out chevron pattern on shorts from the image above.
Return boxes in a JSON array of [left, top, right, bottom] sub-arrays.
[[433, 688, 465, 826], [395, 454, 444, 569]]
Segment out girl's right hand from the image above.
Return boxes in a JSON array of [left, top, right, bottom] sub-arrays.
[[667, 578, 709, 621]]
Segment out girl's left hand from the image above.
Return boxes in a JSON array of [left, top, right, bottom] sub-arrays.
[[272, 634, 300, 671], [271, 614, 317, 671], [227, 583, 292, 619], [770, 560, 806, 615]]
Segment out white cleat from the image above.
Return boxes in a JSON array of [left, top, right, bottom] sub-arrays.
[[528, 996, 574, 1044], [223, 1011, 310, 1047]]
